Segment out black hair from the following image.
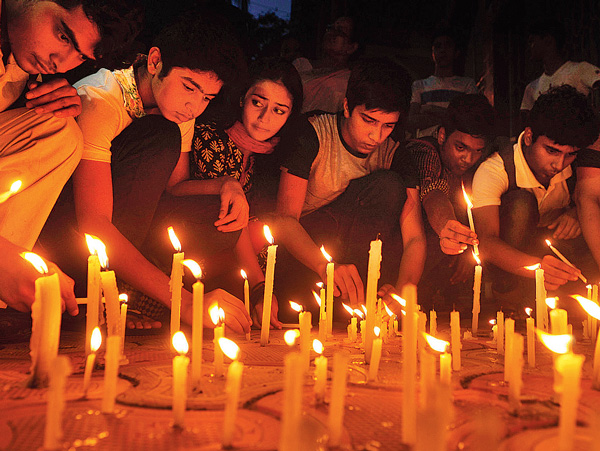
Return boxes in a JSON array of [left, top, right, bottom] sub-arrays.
[[345, 57, 411, 115], [528, 85, 599, 149], [152, 14, 245, 88], [529, 18, 566, 51], [442, 94, 496, 142], [52, 0, 143, 68], [431, 26, 459, 48]]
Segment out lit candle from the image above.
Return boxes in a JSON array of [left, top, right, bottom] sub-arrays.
[[508, 333, 523, 414], [368, 327, 382, 381], [556, 353, 585, 451], [497, 311, 504, 355], [83, 327, 102, 397], [22, 252, 61, 388], [119, 293, 128, 357], [280, 330, 303, 450], [321, 246, 335, 337], [462, 182, 479, 255], [172, 331, 189, 428], [290, 301, 312, 371], [525, 308, 535, 368], [261, 225, 277, 346], [101, 335, 121, 413], [451, 310, 461, 371], [419, 336, 439, 408], [365, 238, 382, 363], [0, 179, 21, 203], [328, 352, 350, 448], [313, 289, 326, 343], [44, 355, 72, 450], [472, 252, 482, 336], [313, 339, 327, 404], [587, 284, 593, 339], [402, 284, 418, 445], [424, 333, 451, 386], [168, 226, 184, 337], [342, 303, 357, 342], [550, 307, 568, 335], [95, 242, 120, 338], [504, 318, 514, 382], [593, 285, 599, 343], [430, 309, 437, 337], [183, 260, 204, 388], [417, 311, 427, 351], [241, 270, 250, 341], [573, 295, 600, 389], [526, 263, 548, 331], [220, 337, 243, 448], [545, 239, 587, 283], [211, 305, 225, 377], [85, 234, 102, 356]]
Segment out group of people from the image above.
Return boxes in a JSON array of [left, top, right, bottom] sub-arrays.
[[2, 2, 600, 335]]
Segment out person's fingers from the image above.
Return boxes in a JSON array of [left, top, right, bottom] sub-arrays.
[[218, 192, 231, 220], [348, 266, 364, 306], [440, 236, 467, 255], [542, 256, 580, 283], [377, 283, 394, 299], [551, 218, 569, 239], [25, 78, 72, 99], [336, 268, 357, 306]]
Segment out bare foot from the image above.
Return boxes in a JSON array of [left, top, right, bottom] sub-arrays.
[[126, 310, 162, 330]]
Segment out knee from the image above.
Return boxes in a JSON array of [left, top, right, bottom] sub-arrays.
[[500, 189, 539, 226]]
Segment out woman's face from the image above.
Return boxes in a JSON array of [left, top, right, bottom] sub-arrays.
[[242, 79, 293, 141]]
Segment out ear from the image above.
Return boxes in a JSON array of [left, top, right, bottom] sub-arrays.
[[437, 127, 446, 146], [147, 47, 163, 76], [347, 42, 359, 55], [523, 127, 533, 147], [343, 98, 351, 118]]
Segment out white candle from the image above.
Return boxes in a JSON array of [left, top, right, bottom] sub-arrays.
[[220, 337, 243, 448], [497, 311, 504, 355], [440, 353, 452, 385], [350, 317, 358, 342], [430, 309, 437, 337], [368, 327, 382, 381], [402, 284, 418, 445], [546, 239, 587, 283], [214, 323, 225, 377], [85, 235, 102, 356], [101, 335, 121, 413], [241, 270, 250, 341], [556, 353, 585, 451], [119, 295, 127, 356], [462, 182, 479, 255], [172, 331, 189, 428], [280, 334, 303, 451], [44, 356, 72, 450], [168, 226, 184, 337], [417, 311, 427, 351], [360, 319, 366, 345], [550, 308, 568, 335], [100, 270, 120, 337], [261, 226, 277, 346], [504, 318, 514, 382], [183, 260, 204, 388], [419, 348, 436, 408], [451, 311, 461, 371], [508, 333, 523, 413], [83, 327, 102, 397], [365, 239, 382, 363], [326, 262, 334, 336], [526, 316, 535, 368], [328, 352, 350, 448], [299, 310, 312, 371], [315, 285, 326, 342], [472, 257, 482, 336], [587, 284, 593, 339], [313, 339, 327, 404], [535, 266, 548, 331], [593, 285, 599, 343]]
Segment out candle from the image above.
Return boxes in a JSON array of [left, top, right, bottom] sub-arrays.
[[440, 352, 452, 385], [425, 333, 451, 386], [85, 234, 102, 356], [593, 285, 599, 343], [183, 260, 204, 388], [328, 352, 350, 448], [280, 331, 303, 450], [497, 311, 504, 355], [472, 253, 482, 336], [419, 346, 436, 408], [83, 327, 102, 397], [508, 333, 523, 414], [44, 356, 72, 450], [0, 179, 21, 203], [587, 284, 593, 339], [342, 303, 357, 342], [526, 264, 548, 332], [417, 311, 427, 351], [368, 327, 382, 381], [556, 353, 585, 450], [168, 226, 184, 337], [525, 308, 535, 368], [290, 301, 312, 371], [313, 339, 327, 403], [220, 337, 243, 448], [545, 239, 587, 283], [430, 309, 437, 337], [504, 318, 514, 382], [462, 182, 479, 255], [402, 284, 418, 445], [573, 295, 600, 389], [241, 270, 250, 341], [119, 294, 128, 357], [22, 252, 62, 388], [365, 238, 382, 363], [172, 331, 190, 428], [550, 308, 569, 335], [101, 335, 121, 413], [94, 241, 119, 339], [450, 311, 461, 371], [321, 246, 335, 337], [261, 225, 277, 346], [313, 289, 326, 343], [211, 305, 225, 377]]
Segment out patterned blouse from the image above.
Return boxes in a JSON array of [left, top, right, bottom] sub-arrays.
[[190, 122, 253, 192]]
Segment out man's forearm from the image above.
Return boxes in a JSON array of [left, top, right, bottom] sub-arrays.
[[479, 235, 539, 277], [423, 190, 458, 235], [395, 235, 426, 289], [577, 193, 600, 269]]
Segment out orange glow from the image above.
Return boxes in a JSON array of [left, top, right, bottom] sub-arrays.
[[546, 297, 557, 309], [20, 252, 48, 274], [0, 180, 22, 203], [524, 263, 541, 271], [536, 330, 572, 354], [182, 259, 202, 279], [209, 304, 220, 326], [525, 307, 532, 317], [489, 319, 496, 325], [374, 326, 381, 337], [240, 269, 247, 280], [354, 309, 365, 319], [545, 239, 552, 247], [383, 303, 394, 318], [289, 301, 303, 313], [90, 327, 102, 352], [312, 291, 322, 307], [342, 303, 354, 316], [167, 226, 182, 252], [573, 295, 600, 320], [172, 331, 189, 355], [361, 305, 368, 316], [462, 182, 473, 209], [424, 333, 449, 353], [284, 329, 300, 346], [85, 234, 108, 268], [119, 293, 128, 304], [263, 225, 274, 245], [312, 339, 323, 354], [320, 246, 332, 263], [316, 282, 323, 288], [391, 294, 406, 307], [218, 337, 240, 360], [472, 251, 481, 266]]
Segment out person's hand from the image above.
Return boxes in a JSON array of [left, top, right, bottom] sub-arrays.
[[377, 283, 403, 316], [214, 178, 249, 232], [186, 288, 251, 334], [253, 292, 283, 329], [325, 263, 364, 308], [449, 251, 475, 285], [25, 78, 82, 118], [547, 209, 581, 240], [47, 262, 78, 316], [439, 219, 478, 255], [540, 255, 581, 290]]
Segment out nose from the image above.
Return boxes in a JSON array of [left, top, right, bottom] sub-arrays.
[[257, 106, 270, 123], [369, 125, 384, 143], [50, 51, 82, 74], [552, 155, 565, 171]]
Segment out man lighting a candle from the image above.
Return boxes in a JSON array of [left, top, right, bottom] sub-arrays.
[[472, 86, 599, 304], [407, 94, 495, 306], [269, 58, 426, 310], [0, 0, 141, 319]]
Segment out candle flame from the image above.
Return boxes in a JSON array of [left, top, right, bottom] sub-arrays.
[[183, 259, 202, 279], [472, 251, 481, 266], [525, 307, 532, 317], [240, 269, 247, 280], [424, 333, 449, 353], [461, 182, 473, 209], [524, 263, 541, 271], [289, 301, 303, 313], [354, 309, 365, 319], [374, 326, 381, 337], [85, 234, 108, 268], [263, 225, 274, 245], [20, 252, 48, 274], [545, 239, 552, 247], [320, 246, 332, 262], [90, 327, 102, 352], [313, 339, 323, 354], [218, 337, 240, 361], [342, 303, 354, 316], [312, 291, 322, 307], [119, 293, 128, 304], [361, 305, 367, 316], [546, 297, 557, 309], [383, 303, 394, 318], [209, 304, 220, 325], [0, 180, 22, 203], [573, 295, 600, 320], [391, 293, 406, 307], [284, 329, 300, 346], [316, 282, 323, 288], [536, 330, 572, 354], [172, 331, 189, 355], [167, 226, 182, 252], [489, 319, 496, 325], [219, 308, 225, 322]]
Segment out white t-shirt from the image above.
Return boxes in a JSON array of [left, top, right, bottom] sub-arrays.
[[520, 61, 600, 111], [472, 132, 572, 227], [75, 69, 193, 163], [410, 75, 478, 108]]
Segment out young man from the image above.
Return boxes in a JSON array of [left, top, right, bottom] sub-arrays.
[[408, 29, 478, 138], [575, 142, 600, 274], [0, 0, 139, 314], [271, 58, 426, 308], [39, 17, 252, 332], [472, 86, 600, 298], [408, 94, 495, 300]]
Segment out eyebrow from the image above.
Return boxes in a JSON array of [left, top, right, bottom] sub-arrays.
[[361, 112, 397, 125], [545, 144, 577, 155], [183, 76, 219, 97], [61, 20, 94, 60], [252, 93, 290, 109], [456, 140, 483, 152]]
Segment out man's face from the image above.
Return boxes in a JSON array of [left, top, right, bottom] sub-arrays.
[[527, 34, 547, 62], [342, 102, 400, 154], [523, 128, 578, 186], [438, 128, 486, 176], [432, 35, 457, 69], [7, 1, 100, 74]]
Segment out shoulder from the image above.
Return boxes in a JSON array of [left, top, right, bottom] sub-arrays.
[[473, 153, 507, 186]]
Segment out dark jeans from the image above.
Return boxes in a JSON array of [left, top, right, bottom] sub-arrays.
[[38, 115, 182, 297], [274, 170, 408, 320]]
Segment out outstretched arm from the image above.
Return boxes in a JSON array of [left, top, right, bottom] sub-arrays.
[[395, 188, 426, 290], [577, 166, 600, 269]]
